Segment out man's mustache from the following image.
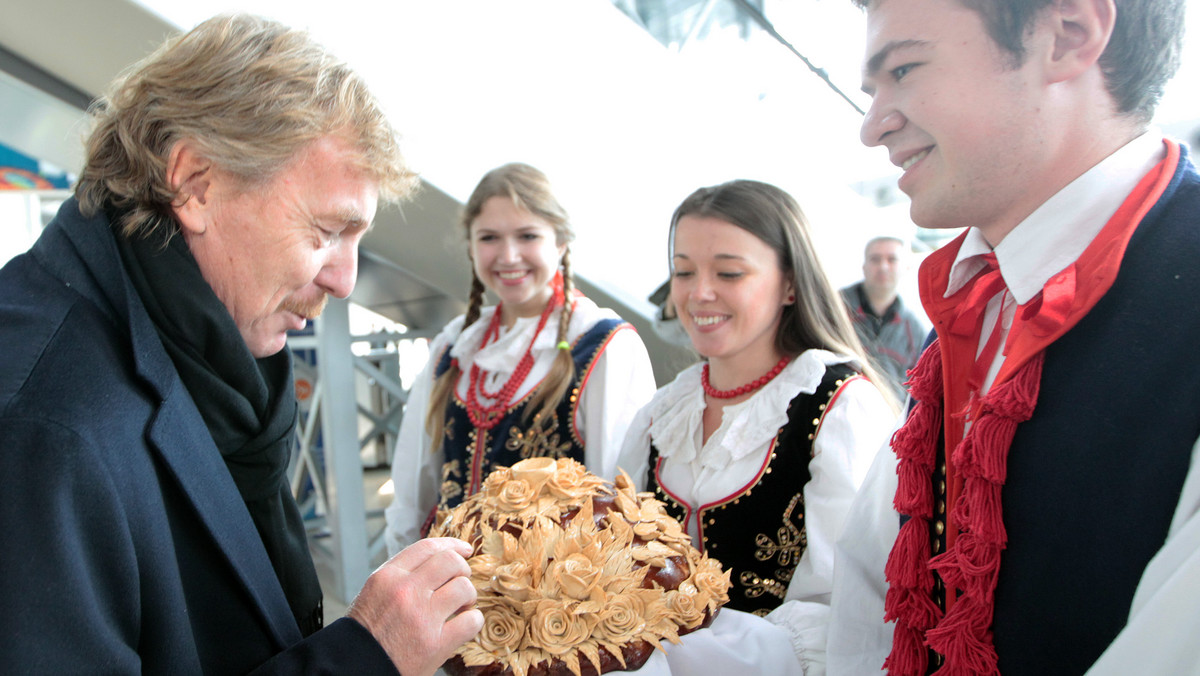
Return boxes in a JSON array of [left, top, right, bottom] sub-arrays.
[[280, 294, 327, 320]]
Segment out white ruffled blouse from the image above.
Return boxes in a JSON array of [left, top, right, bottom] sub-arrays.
[[617, 349, 897, 675], [384, 296, 657, 555]]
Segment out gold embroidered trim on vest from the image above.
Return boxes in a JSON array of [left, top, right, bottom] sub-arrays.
[[505, 411, 572, 460], [738, 570, 788, 600], [752, 492, 807, 585]]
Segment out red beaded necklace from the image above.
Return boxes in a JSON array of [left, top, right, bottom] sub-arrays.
[[462, 292, 560, 430], [701, 355, 792, 399]]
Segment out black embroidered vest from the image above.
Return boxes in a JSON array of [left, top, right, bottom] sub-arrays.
[[646, 363, 858, 616], [434, 318, 627, 512]]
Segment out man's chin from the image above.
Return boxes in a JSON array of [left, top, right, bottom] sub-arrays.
[[247, 333, 290, 359]]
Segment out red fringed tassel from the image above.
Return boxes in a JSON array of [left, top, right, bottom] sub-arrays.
[[892, 397, 939, 518], [885, 586, 943, 629], [958, 479, 1006, 544], [946, 532, 1002, 598], [886, 345, 1046, 675], [905, 339, 944, 402], [884, 623, 931, 676], [981, 353, 1043, 421], [928, 545, 965, 593], [926, 599, 999, 676], [893, 356, 941, 466], [895, 457, 935, 518], [957, 414, 1017, 484], [884, 341, 945, 675], [886, 518, 934, 590], [891, 343, 943, 513], [891, 403, 940, 463], [927, 354, 1044, 673]]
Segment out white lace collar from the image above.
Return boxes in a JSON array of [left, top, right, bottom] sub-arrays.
[[647, 349, 855, 468], [448, 305, 562, 377]]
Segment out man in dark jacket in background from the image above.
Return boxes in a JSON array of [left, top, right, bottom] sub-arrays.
[[840, 235, 926, 398]]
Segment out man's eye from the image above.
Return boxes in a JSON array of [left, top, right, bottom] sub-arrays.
[[891, 63, 917, 81]]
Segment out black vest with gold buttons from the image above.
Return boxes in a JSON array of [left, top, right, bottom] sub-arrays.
[[434, 318, 627, 512], [645, 363, 859, 616]]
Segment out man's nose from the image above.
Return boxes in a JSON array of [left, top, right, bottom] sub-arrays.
[[316, 239, 358, 299], [860, 96, 904, 148]]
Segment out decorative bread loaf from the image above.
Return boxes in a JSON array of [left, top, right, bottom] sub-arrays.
[[430, 457, 730, 676]]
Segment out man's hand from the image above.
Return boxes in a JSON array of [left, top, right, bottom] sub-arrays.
[[347, 537, 483, 676]]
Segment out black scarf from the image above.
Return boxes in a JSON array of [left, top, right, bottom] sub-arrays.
[[115, 217, 323, 635]]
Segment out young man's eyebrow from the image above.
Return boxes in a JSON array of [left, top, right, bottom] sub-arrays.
[[862, 39, 929, 91]]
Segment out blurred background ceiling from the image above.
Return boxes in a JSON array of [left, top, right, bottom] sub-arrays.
[[3, 0, 1199, 383]]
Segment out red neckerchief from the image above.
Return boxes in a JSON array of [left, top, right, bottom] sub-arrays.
[[884, 139, 1179, 675]]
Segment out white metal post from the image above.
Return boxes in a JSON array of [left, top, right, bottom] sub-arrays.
[[313, 297, 370, 604]]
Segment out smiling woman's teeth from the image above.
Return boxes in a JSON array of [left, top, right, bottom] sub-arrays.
[[497, 271, 525, 279], [902, 149, 930, 170], [693, 315, 726, 326]]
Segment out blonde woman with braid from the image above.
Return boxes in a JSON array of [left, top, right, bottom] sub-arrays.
[[384, 163, 656, 554]]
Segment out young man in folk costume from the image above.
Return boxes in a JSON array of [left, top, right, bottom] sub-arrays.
[[828, 0, 1200, 674]]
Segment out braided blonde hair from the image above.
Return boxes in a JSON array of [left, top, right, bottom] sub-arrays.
[[425, 163, 577, 451]]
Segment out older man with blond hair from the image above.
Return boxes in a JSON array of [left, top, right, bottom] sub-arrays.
[[0, 14, 479, 675]]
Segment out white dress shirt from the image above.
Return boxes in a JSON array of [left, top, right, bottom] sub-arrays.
[[947, 131, 1164, 394]]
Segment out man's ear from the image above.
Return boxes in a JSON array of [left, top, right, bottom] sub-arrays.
[[167, 140, 214, 235], [1045, 0, 1115, 84]]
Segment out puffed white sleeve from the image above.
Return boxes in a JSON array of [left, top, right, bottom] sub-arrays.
[[1086, 435, 1200, 676], [615, 401, 655, 489], [659, 608, 805, 675], [764, 377, 897, 675], [826, 434, 900, 675], [383, 335, 450, 557], [577, 325, 658, 481]]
